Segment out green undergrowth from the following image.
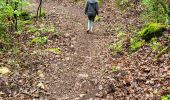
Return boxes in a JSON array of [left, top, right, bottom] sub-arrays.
[[27, 23, 60, 45], [130, 23, 167, 52], [139, 23, 166, 41], [95, 15, 102, 22], [19, 11, 32, 20], [98, 0, 103, 6], [30, 36, 48, 45], [111, 65, 118, 73], [109, 32, 126, 56], [162, 94, 170, 100], [39, 9, 46, 18], [0, 33, 12, 51], [130, 37, 145, 52], [110, 22, 169, 59], [45, 48, 61, 54]]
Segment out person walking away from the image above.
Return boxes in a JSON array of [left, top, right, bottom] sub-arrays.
[[85, 0, 99, 33]]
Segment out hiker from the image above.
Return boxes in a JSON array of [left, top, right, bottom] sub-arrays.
[[85, 0, 99, 33]]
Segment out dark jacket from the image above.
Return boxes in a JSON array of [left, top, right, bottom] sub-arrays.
[[85, 0, 99, 16]]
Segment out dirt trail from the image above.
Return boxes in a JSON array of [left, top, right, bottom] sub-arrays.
[[42, 1, 114, 99]]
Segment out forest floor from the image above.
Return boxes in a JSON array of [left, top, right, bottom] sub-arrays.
[[42, 1, 114, 99], [0, 0, 169, 100]]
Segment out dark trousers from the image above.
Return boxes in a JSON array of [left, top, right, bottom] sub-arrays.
[[88, 15, 96, 22]]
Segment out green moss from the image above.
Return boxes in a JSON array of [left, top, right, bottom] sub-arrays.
[[139, 23, 166, 41], [30, 36, 48, 45]]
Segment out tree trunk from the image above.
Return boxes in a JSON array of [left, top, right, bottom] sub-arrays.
[[36, 0, 42, 20], [14, 1, 18, 31]]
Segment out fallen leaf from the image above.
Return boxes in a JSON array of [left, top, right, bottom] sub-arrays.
[[37, 82, 45, 89], [0, 67, 11, 76]]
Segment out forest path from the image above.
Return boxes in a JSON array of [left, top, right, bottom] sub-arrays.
[[42, 1, 114, 99]]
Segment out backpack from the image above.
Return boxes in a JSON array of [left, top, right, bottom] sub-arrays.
[[87, 3, 97, 16]]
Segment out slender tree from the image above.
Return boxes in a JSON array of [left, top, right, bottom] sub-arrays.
[[14, 1, 18, 31], [36, 0, 42, 20]]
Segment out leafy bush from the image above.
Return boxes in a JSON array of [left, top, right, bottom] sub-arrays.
[[19, 11, 32, 20], [141, 0, 169, 24]]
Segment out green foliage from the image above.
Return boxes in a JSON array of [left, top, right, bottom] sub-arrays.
[[111, 65, 118, 72], [0, 33, 11, 46], [115, 0, 129, 10], [95, 15, 102, 22], [130, 23, 168, 55], [18, 20, 32, 31], [139, 23, 166, 41], [0, 0, 31, 50], [149, 38, 162, 52], [109, 41, 123, 55], [130, 38, 145, 52], [162, 94, 170, 100], [30, 36, 48, 45], [11, 46, 20, 54], [109, 32, 126, 55], [28, 26, 38, 33], [39, 9, 46, 17], [45, 48, 61, 54], [42, 25, 55, 33], [98, 0, 103, 6], [41, 24, 61, 36], [141, 0, 169, 24], [19, 11, 32, 20]]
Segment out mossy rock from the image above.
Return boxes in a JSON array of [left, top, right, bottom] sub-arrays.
[[139, 23, 167, 41]]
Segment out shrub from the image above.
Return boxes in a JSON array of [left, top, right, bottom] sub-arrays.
[[19, 11, 32, 20]]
